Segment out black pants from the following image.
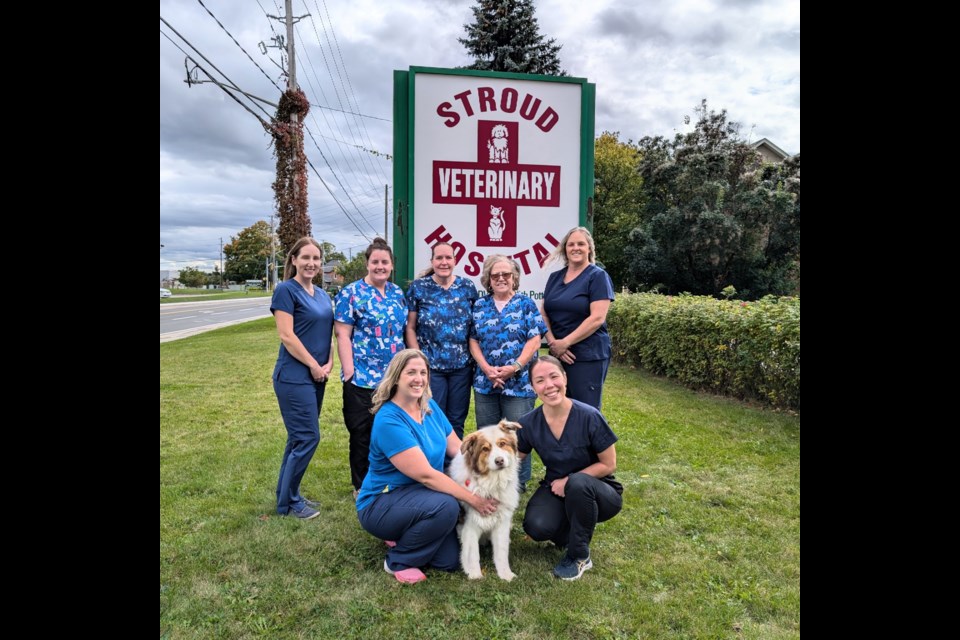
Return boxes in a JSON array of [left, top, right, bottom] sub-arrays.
[[523, 472, 623, 560], [342, 381, 375, 490]]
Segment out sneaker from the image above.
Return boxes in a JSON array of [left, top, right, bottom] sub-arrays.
[[288, 504, 320, 520], [301, 498, 320, 508], [383, 559, 426, 584], [553, 555, 593, 581]]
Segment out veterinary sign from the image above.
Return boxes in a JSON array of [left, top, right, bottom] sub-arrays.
[[393, 67, 595, 299]]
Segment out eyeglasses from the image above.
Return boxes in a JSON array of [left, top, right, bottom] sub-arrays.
[[490, 272, 513, 280]]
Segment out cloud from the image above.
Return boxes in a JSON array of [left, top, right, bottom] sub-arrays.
[[160, 0, 799, 270]]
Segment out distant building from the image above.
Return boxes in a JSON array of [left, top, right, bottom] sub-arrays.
[[323, 260, 344, 289], [751, 138, 792, 164], [160, 270, 179, 288]]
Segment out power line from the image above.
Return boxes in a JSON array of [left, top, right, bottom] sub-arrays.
[[306, 3, 388, 186], [305, 154, 373, 241], [160, 23, 270, 128], [297, 17, 381, 194], [195, 0, 282, 92], [316, 0, 390, 184]]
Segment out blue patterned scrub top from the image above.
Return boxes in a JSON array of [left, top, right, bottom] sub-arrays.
[[334, 279, 408, 389], [405, 276, 479, 371], [469, 293, 545, 397]]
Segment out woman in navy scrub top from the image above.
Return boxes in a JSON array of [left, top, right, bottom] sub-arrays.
[[542, 227, 615, 408], [518, 356, 623, 580], [270, 237, 335, 519]]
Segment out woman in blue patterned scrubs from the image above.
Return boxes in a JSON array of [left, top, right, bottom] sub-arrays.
[[334, 238, 408, 496], [404, 242, 479, 439], [469, 254, 546, 491]]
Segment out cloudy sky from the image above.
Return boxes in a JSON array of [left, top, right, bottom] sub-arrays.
[[160, 0, 799, 272]]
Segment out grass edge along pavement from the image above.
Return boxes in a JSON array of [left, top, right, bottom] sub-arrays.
[[161, 318, 799, 639]]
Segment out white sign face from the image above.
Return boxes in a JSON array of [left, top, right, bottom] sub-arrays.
[[413, 73, 582, 299]]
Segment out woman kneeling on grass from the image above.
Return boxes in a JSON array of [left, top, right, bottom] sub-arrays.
[[518, 356, 623, 581], [356, 349, 499, 584]]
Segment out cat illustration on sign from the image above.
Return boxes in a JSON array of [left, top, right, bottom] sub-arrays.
[[488, 206, 505, 242]]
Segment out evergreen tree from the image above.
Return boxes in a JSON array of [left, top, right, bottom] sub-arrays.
[[460, 0, 566, 76]]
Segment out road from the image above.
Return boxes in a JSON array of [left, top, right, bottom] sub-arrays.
[[160, 297, 272, 343]]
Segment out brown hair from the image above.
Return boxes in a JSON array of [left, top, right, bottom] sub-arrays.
[[416, 242, 456, 279], [365, 237, 394, 264], [283, 237, 323, 280]]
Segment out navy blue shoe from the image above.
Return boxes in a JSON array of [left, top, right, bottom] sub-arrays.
[[301, 498, 321, 508], [553, 555, 592, 580], [288, 503, 320, 520]]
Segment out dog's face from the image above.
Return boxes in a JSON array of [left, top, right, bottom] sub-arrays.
[[461, 420, 521, 475]]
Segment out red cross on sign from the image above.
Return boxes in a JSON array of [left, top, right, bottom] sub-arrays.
[[432, 120, 562, 247]]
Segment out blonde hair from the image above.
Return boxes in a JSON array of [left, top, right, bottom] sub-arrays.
[[370, 349, 434, 415], [479, 254, 521, 294], [547, 226, 596, 266], [284, 237, 323, 280]]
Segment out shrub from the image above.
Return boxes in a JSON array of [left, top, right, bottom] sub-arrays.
[[608, 293, 799, 409]]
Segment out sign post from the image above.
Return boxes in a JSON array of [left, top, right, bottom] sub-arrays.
[[393, 67, 595, 298]]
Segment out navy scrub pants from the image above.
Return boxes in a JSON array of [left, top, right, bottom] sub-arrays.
[[523, 472, 622, 561], [429, 365, 473, 440], [358, 484, 461, 572], [563, 358, 610, 409], [274, 379, 325, 514]]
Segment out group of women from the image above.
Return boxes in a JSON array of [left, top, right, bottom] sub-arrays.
[[269, 228, 622, 582]]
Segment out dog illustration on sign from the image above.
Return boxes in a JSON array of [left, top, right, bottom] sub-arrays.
[[487, 124, 509, 163], [488, 206, 506, 242]]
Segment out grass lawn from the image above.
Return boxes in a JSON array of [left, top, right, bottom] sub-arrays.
[[160, 319, 800, 639]]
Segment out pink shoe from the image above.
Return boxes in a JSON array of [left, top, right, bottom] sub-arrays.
[[384, 540, 397, 548], [384, 560, 426, 584]]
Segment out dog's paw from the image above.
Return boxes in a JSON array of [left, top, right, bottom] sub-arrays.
[[497, 570, 516, 581], [466, 571, 484, 580]]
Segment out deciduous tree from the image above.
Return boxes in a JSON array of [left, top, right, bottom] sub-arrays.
[[336, 253, 368, 285], [625, 101, 800, 298], [224, 220, 275, 282], [593, 132, 645, 288], [177, 266, 208, 288]]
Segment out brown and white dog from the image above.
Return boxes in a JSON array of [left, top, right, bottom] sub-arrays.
[[447, 420, 522, 580]]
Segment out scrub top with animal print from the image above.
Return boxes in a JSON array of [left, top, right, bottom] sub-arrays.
[[405, 276, 478, 371], [335, 279, 408, 389], [469, 293, 545, 397]]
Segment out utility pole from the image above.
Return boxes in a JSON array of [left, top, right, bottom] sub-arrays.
[[285, 0, 297, 91], [284, 0, 301, 216], [219, 237, 224, 287], [269, 214, 278, 289]]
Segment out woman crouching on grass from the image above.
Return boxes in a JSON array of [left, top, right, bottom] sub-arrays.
[[356, 349, 499, 584], [518, 356, 623, 580]]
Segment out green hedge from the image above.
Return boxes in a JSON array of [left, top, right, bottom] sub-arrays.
[[607, 293, 800, 409]]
